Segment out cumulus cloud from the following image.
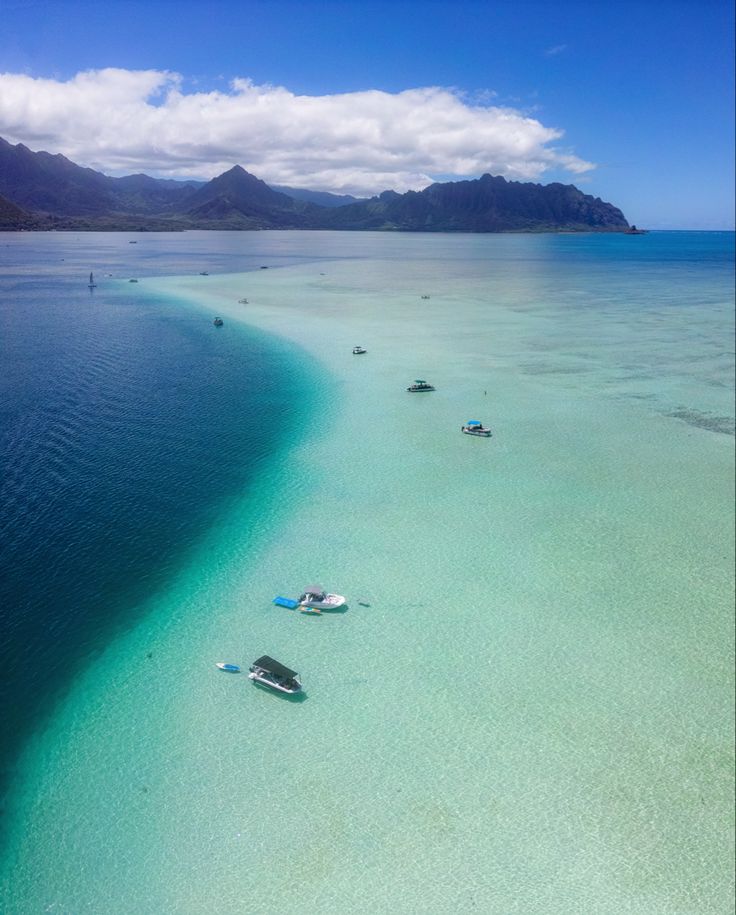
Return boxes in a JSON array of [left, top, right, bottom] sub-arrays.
[[0, 68, 594, 194]]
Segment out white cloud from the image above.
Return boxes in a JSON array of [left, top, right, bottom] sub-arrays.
[[0, 68, 594, 195]]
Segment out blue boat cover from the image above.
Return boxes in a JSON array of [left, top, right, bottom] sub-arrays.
[[273, 596, 300, 609], [466, 420, 481, 425]]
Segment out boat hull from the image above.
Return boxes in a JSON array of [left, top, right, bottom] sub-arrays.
[[248, 672, 302, 694], [300, 593, 346, 610], [462, 427, 492, 437]]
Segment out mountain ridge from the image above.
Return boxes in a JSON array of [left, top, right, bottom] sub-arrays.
[[0, 137, 630, 232]]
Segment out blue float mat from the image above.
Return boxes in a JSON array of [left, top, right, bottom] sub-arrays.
[[273, 596, 300, 609]]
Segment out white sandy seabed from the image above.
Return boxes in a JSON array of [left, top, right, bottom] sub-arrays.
[[2, 239, 734, 914]]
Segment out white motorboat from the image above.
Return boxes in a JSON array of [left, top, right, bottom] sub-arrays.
[[299, 585, 346, 610], [352, 346, 367, 354], [462, 420, 492, 437], [248, 656, 302, 694]]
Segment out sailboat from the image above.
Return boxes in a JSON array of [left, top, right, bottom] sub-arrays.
[[88, 272, 97, 288]]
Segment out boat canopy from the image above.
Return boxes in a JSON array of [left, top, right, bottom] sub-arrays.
[[252, 656, 298, 679], [304, 584, 325, 595], [466, 420, 482, 425], [414, 380, 428, 384]]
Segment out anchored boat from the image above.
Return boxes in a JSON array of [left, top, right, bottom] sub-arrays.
[[407, 379, 435, 392], [462, 420, 492, 437], [248, 656, 302, 694], [299, 585, 346, 610]]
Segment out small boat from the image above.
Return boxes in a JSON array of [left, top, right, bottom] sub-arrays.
[[213, 317, 224, 326], [238, 298, 249, 304], [129, 240, 137, 244], [421, 294, 431, 299], [299, 585, 346, 611], [248, 656, 302, 694], [216, 662, 241, 672], [199, 271, 209, 276], [407, 379, 435, 392], [462, 420, 492, 437], [352, 346, 367, 355], [88, 272, 97, 288], [129, 278, 138, 283], [260, 265, 269, 269]]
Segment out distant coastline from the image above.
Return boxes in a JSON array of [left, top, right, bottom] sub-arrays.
[[1, 136, 632, 234]]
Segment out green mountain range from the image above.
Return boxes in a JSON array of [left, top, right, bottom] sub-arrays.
[[0, 137, 629, 232]]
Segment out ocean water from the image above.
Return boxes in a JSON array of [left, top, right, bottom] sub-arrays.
[[0, 230, 733, 913]]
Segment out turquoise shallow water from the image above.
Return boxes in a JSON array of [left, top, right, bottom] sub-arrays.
[[1, 231, 734, 913]]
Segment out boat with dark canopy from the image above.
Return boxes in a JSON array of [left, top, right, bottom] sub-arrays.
[[407, 379, 435, 392], [248, 656, 302, 693]]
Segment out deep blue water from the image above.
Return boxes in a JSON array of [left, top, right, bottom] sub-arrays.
[[0, 232, 324, 807]]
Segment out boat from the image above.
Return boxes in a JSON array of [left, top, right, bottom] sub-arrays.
[[238, 298, 249, 304], [352, 346, 367, 354], [462, 420, 492, 437], [248, 656, 302, 693], [407, 379, 435, 392], [299, 585, 346, 610], [199, 271, 209, 276], [421, 294, 430, 299], [129, 240, 137, 244], [213, 317, 224, 326], [216, 662, 241, 672], [88, 272, 97, 288], [129, 278, 138, 283]]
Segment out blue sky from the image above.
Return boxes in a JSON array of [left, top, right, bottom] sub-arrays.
[[1, 0, 734, 228]]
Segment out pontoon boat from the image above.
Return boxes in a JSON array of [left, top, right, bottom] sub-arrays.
[[248, 656, 302, 693], [462, 420, 492, 437]]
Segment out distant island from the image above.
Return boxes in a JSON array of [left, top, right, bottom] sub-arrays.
[[0, 136, 631, 233]]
